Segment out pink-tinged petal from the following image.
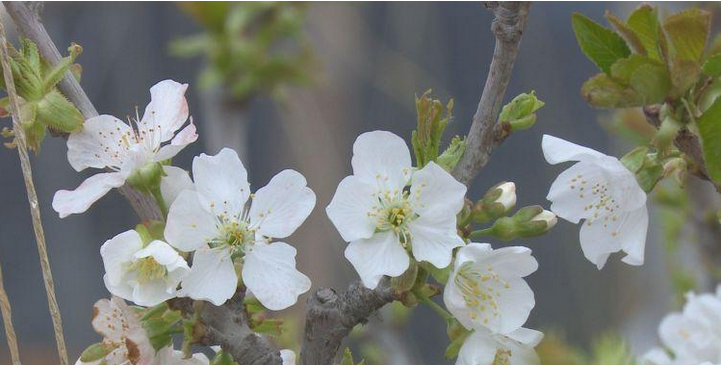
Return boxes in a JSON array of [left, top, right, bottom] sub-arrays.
[[541, 134, 604, 165], [140, 80, 189, 142], [180, 247, 237, 306], [192, 148, 250, 219], [243, 241, 311, 310], [407, 215, 464, 269], [67, 115, 132, 171], [351, 131, 412, 192], [165, 190, 217, 252], [250, 169, 316, 239], [52, 172, 126, 218], [154, 121, 198, 162], [344, 231, 409, 289], [326, 175, 378, 242], [410, 161, 467, 220]]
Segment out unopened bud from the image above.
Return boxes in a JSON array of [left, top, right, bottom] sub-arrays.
[[127, 162, 165, 195], [485, 205, 556, 241], [471, 182, 517, 223], [531, 210, 557, 230]]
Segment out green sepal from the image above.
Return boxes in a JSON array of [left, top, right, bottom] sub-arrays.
[[80, 342, 116, 363], [620, 146, 648, 172], [391, 259, 418, 294], [696, 97, 721, 185], [127, 162, 166, 195], [42, 43, 82, 92], [420, 261, 451, 285], [445, 319, 471, 359], [140, 303, 183, 351], [341, 347, 365, 365]]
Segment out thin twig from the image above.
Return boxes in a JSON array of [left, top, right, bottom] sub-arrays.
[[452, 2, 531, 185], [0, 16, 68, 365], [0, 258, 22, 365]]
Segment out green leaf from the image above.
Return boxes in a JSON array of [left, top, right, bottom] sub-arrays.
[[572, 13, 631, 74], [211, 350, 239, 365], [663, 8, 710, 62], [35, 89, 83, 133], [42, 43, 82, 93], [697, 97, 721, 185], [629, 63, 671, 104], [669, 60, 701, 98], [609, 55, 655, 82], [250, 318, 284, 338], [702, 54, 721, 77], [436, 136, 466, 172], [412, 90, 454, 167], [79, 343, 115, 363], [605, 11, 646, 55], [341, 348, 357, 365], [581, 73, 642, 108], [498, 91, 545, 132], [627, 4, 661, 61]]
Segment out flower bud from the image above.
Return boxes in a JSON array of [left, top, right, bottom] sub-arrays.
[[127, 162, 165, 195], [531, 210, 557, 230], [485, 206, 556, 241], [471, 182, 517, 223]]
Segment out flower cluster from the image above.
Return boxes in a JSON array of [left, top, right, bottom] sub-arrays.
[[643, 286, 721, 365]]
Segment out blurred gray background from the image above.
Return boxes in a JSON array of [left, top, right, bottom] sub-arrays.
[[0, 2, 702, 364]]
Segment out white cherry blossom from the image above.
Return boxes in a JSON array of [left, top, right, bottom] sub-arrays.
[[457, 327, 542, 365], [542, 134, 648, 269], [53, 79, 198, 218], [101, 230, 189, 307], [644, 287, 721, 365], [74, 297, 155, 365], [326, 130, 467, 289], [444, 243, 538, 335], [164, 148, 314, 309]]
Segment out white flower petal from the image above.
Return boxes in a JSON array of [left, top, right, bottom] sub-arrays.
[[542, 134, 604, 165], [249, 169, 316, 239], [326, 175, 378, 242], [181, 247, 237, 306], [506, 327, 544, 347], [52, 172, 126, 218], [67, 115, 132, 171], [132, 279, 175, 307], [456, 330, 496, 365], [494, 278, 536, 334], [161, 166, 194, 207], [280, 349, 296, 365], [476, 245, 539, 279], [192, 148, 250, 218], [135, 240, 186, 267], [351, 131, 412, 191], [154, 121, 198, 162], [410, 161, 467, 220], [243, 241, 311, 311], [547, 160, 610, 224], [140, 80, 189, 142], [344, 231, 409, 289], [641, 348, 672, 365], [407, 215, 464, 269], [165, 190, 218, 252], [579, 206, 648, 269], [100, 230, 143, 289]]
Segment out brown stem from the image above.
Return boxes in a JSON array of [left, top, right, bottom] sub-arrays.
[[452, 2, 531, 185]]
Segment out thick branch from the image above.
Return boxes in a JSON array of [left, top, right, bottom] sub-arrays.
[[299, 279, 396, 365], [452, 2, 531, 185], [169, 292, 282, 365], [642, 105, 721, 193]]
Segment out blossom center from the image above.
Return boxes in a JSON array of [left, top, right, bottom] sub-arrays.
[[130, 257, 167, 284], [455, 262, 510, 325], [370, 190, 415, 237], [493, 348, 512, 365], [213, 218, 255, 252]]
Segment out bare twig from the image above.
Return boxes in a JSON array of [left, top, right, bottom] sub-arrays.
[[452, 2, 531, 185], [642, 105, 721, 193], [0, 258, 22, 365], [0, 15, 68, 365]]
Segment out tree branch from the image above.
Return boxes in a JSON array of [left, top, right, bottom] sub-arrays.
[[452, 1, 531, 185], [642, 105, 721, 193], [169, 292, 282, 365]]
